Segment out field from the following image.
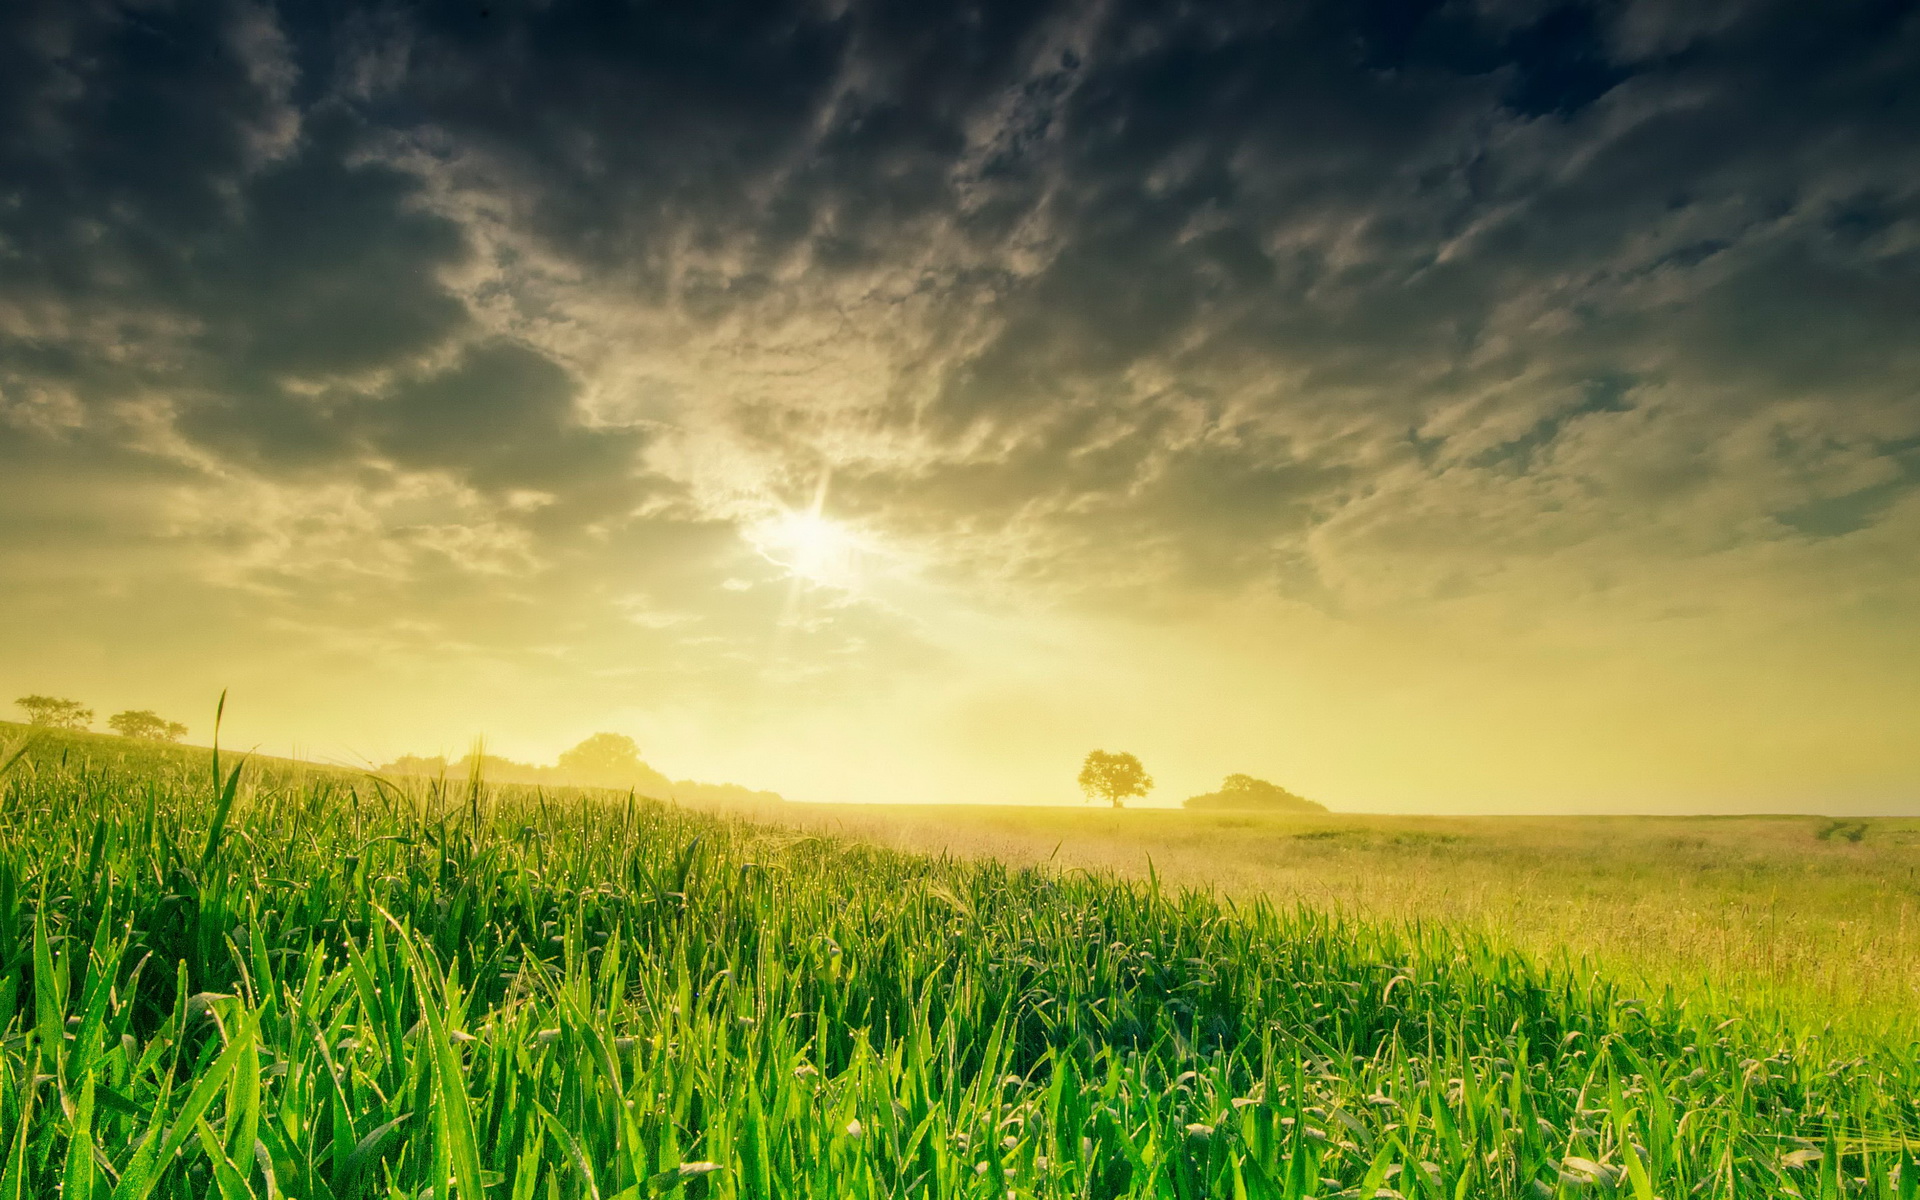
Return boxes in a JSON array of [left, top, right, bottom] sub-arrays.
[[762, 803, 1920, 1042], [1, 727, 1917, 1198]]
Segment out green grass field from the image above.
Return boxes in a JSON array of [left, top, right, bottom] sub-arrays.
[[2, 726, 1917, 1198], [761, 802, 1920, 1043]]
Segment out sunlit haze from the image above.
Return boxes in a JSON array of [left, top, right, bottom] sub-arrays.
[[753, 508, 865, 590], [2, 1, 1916, 813]]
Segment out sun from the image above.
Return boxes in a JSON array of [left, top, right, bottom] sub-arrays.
[[753, 510, 861, 587]]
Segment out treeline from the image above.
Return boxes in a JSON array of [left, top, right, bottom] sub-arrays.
[[13, 694, 188, 741], [378, 732, 785, 807]]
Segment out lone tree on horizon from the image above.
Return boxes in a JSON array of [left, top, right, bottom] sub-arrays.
[[555, 732, 672, 792], [559, 732, 647, 779], [108, 710, 189, 742], [1078, 749, 1153, 808], [15, 695, 92, 730]]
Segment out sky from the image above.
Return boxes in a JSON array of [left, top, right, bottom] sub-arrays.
[[2, 0, 1916, 813]]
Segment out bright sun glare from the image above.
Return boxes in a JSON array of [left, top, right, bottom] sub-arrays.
[[754, 510, 860, 587]]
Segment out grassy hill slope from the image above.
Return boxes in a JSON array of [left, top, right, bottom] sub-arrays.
[[0, 728, 1914, 1197]]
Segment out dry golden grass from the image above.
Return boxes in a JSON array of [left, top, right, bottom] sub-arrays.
[[743, 801, 1920, 1039]]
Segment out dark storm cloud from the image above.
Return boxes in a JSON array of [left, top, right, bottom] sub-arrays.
[[0, 0, 643, 522], [367, 1, 1051, 283], [352, 0, 1919, 586], [371, 339, 653, 530], [1, 7, 462, 405], [2, 0, 1917, 607]]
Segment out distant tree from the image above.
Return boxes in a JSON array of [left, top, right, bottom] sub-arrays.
[[377, 754, 452, 777], [554, 734, 676, 794], [107, 710, 189, 741], [558, 732, 647, 780], [1183, 773, 1327, 813], [15, 695, 92, 730], [1078, 749, 1153, 808], [1221, 774, 1272, 799]]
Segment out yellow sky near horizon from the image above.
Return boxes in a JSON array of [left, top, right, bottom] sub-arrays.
[[6, 480, 1916, 815]]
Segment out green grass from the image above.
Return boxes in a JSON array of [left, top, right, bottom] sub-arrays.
[[767, 802, 1920, 1042], [1, 727, 1916, 1198]]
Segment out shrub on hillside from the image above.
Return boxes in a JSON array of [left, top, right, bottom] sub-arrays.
[[1184, 773, 1326, 813], [108, 709, 189, 741]]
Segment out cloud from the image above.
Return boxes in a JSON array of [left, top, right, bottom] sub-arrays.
[[286, 0, 1920, 613], [1, 0, 1916, 804], [7, 0, 1917, 593], [0, 1, 688, 594]]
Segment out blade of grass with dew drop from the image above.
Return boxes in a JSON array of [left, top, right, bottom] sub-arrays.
[[209, 688, 226, 791], [506, 1122, 545, 1200], [31, 903, 65, 1084], [337, 1113, 410, 1198], [222, 1017, 262, 1183], [192, 1115, 259, 1200], [0, 737, 34, 782], [106, 1054, 181, 1200], [201, 758, 246, 874], [148, 1014, 256, 1174], [382, 911, 485, 1200], [302, 1017, 358, 1187], [66, 920, 121, 1087], [0, 1054, 38, 1200], [1608, 1065, 1657, 1200], [62, 1072, 98, 1200], [536, 1102, 602, 1200]]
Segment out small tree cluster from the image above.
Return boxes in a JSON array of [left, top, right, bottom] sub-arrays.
[[1183, 773, 1326, 813], [107, 710, 189, 742], [13, 695, 191, 741], [14, 695, 93, 730]]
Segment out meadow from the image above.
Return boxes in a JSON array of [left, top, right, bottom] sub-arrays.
[[762, 803, 1920, 1043], [1, 725, 1917, 1198]]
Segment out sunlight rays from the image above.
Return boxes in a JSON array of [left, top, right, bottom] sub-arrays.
[[754, 509, 862, 589]]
